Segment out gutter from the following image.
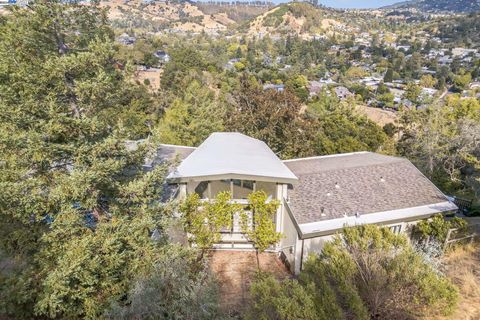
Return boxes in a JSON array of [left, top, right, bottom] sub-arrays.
[[285, 200, 457, 240]]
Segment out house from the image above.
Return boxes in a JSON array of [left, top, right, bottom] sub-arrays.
[[263, 83, 285, 92], [452, 47, 476, 58], [307, 81, 325, 96], [158, 133, 457, 274], [421, 87, 438, 96], [224, 58, 241, 71], [396, 45, 411, 52], [0, 0, 17, 5], [470, 82, 480, 90], [153, 50, 170, 64], [334, 86, 353, 100], [116, 33, 136, 46]]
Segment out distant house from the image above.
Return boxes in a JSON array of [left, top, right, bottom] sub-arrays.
[[154, 133, 457, 274], [224, 58, 240, 71], [0, 0, 17, 5], [421, 87, 438, 96], [263, 83, 285, 92], [438, 55, 453, 66], [307, 81, 325, 96], [452, 47, 476, 58], [470, 82, 480, 90], [334, 86, 353, 100], [397, 45, 411, 52], [116, 33, 136, 46], [153, 50, 170, 63], [421, 67, 436, 75]]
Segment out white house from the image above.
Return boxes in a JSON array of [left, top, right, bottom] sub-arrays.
[[156, 132, 458, 274]]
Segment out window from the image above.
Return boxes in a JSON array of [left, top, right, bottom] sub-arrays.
[[389, 224, 402, 234], [242, 180, 254, 190], [194, 181, 209, 199], [232, 180, 256, 199], [256, 181, 276, 199], [233, 179, 241, 187], [210, 180, 230, 198]]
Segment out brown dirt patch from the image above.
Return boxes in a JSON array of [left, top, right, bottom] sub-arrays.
[[356, 105, 397, 127], [209, 251, 291, 315]]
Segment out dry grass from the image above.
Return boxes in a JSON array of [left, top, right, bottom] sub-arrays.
[[355, 104, 397, 127], [433, 243, 480, 320]]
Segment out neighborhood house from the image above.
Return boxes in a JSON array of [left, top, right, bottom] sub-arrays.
[[155, 132, 457, 274]]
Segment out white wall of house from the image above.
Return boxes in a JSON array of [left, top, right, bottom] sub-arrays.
[[289, 217, 448, 274], [279, 204, 298, 273]]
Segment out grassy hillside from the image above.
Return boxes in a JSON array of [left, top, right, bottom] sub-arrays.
[[246, 3, 354, 37], [101, 0, 237, 33], [195, 2, 272, 23], [245, 2, 399, 37]]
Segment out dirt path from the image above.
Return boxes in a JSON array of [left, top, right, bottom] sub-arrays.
[[209, 251, 291, 315]]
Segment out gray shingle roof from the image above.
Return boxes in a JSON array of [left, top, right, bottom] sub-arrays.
[[149, 144, 196, 168], [284, 152, 449, 225], [149, 144, 196, 202]]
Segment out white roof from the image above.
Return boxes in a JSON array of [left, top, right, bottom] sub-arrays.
[[167, 132, 298, 183]]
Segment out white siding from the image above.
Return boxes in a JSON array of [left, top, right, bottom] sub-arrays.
[[280, 206, 299, 273]]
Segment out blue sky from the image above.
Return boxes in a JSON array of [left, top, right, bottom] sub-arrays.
[[317, 0, 400, 8], [270, 0, 401, 8]]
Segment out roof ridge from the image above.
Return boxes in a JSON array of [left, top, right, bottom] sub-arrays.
[[283, 151, 371, 162], [283, 152, 407, 163], [159, 143, 197, 149]]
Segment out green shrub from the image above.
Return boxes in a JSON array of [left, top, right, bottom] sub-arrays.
[[246, 225, 459, 319], [246, 272, 320, 320], [416, 214, 467, 243]]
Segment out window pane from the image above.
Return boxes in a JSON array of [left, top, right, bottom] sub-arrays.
[[210, 180, 231, 198], [243, 180, 254, 190], [193, 181, 208, 199], [256, 181, 277, 199]]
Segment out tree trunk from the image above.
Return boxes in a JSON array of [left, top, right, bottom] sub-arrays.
[[197, 248, 205, 263], [256, 249, 260, 271]]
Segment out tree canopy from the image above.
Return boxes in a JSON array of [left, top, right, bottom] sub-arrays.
[[0, 2, 217, 318]]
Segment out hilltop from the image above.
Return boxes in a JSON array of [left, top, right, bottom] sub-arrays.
[[384, 0, 480, 13], [246, 2, 378, 38], [100, 0, 271, 34], [101, 0, 234, 34]]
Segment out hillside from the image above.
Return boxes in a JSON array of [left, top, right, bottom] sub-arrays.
[[101, 0, 237, 33], [195, 2, 272, 23], [384, 0, 480, 13], [246, 2, 366, 38]]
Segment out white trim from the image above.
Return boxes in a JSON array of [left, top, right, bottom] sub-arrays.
[[282, 151, 370, 163], [168, 173, 298, 184], [298, 201, 458, 236], [158, 143, 197, 150]]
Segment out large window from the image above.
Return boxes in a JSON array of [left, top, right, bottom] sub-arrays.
[[232, 180, 255, 199], [210, 180, 231, 198], [188, 180, 277, 200]]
